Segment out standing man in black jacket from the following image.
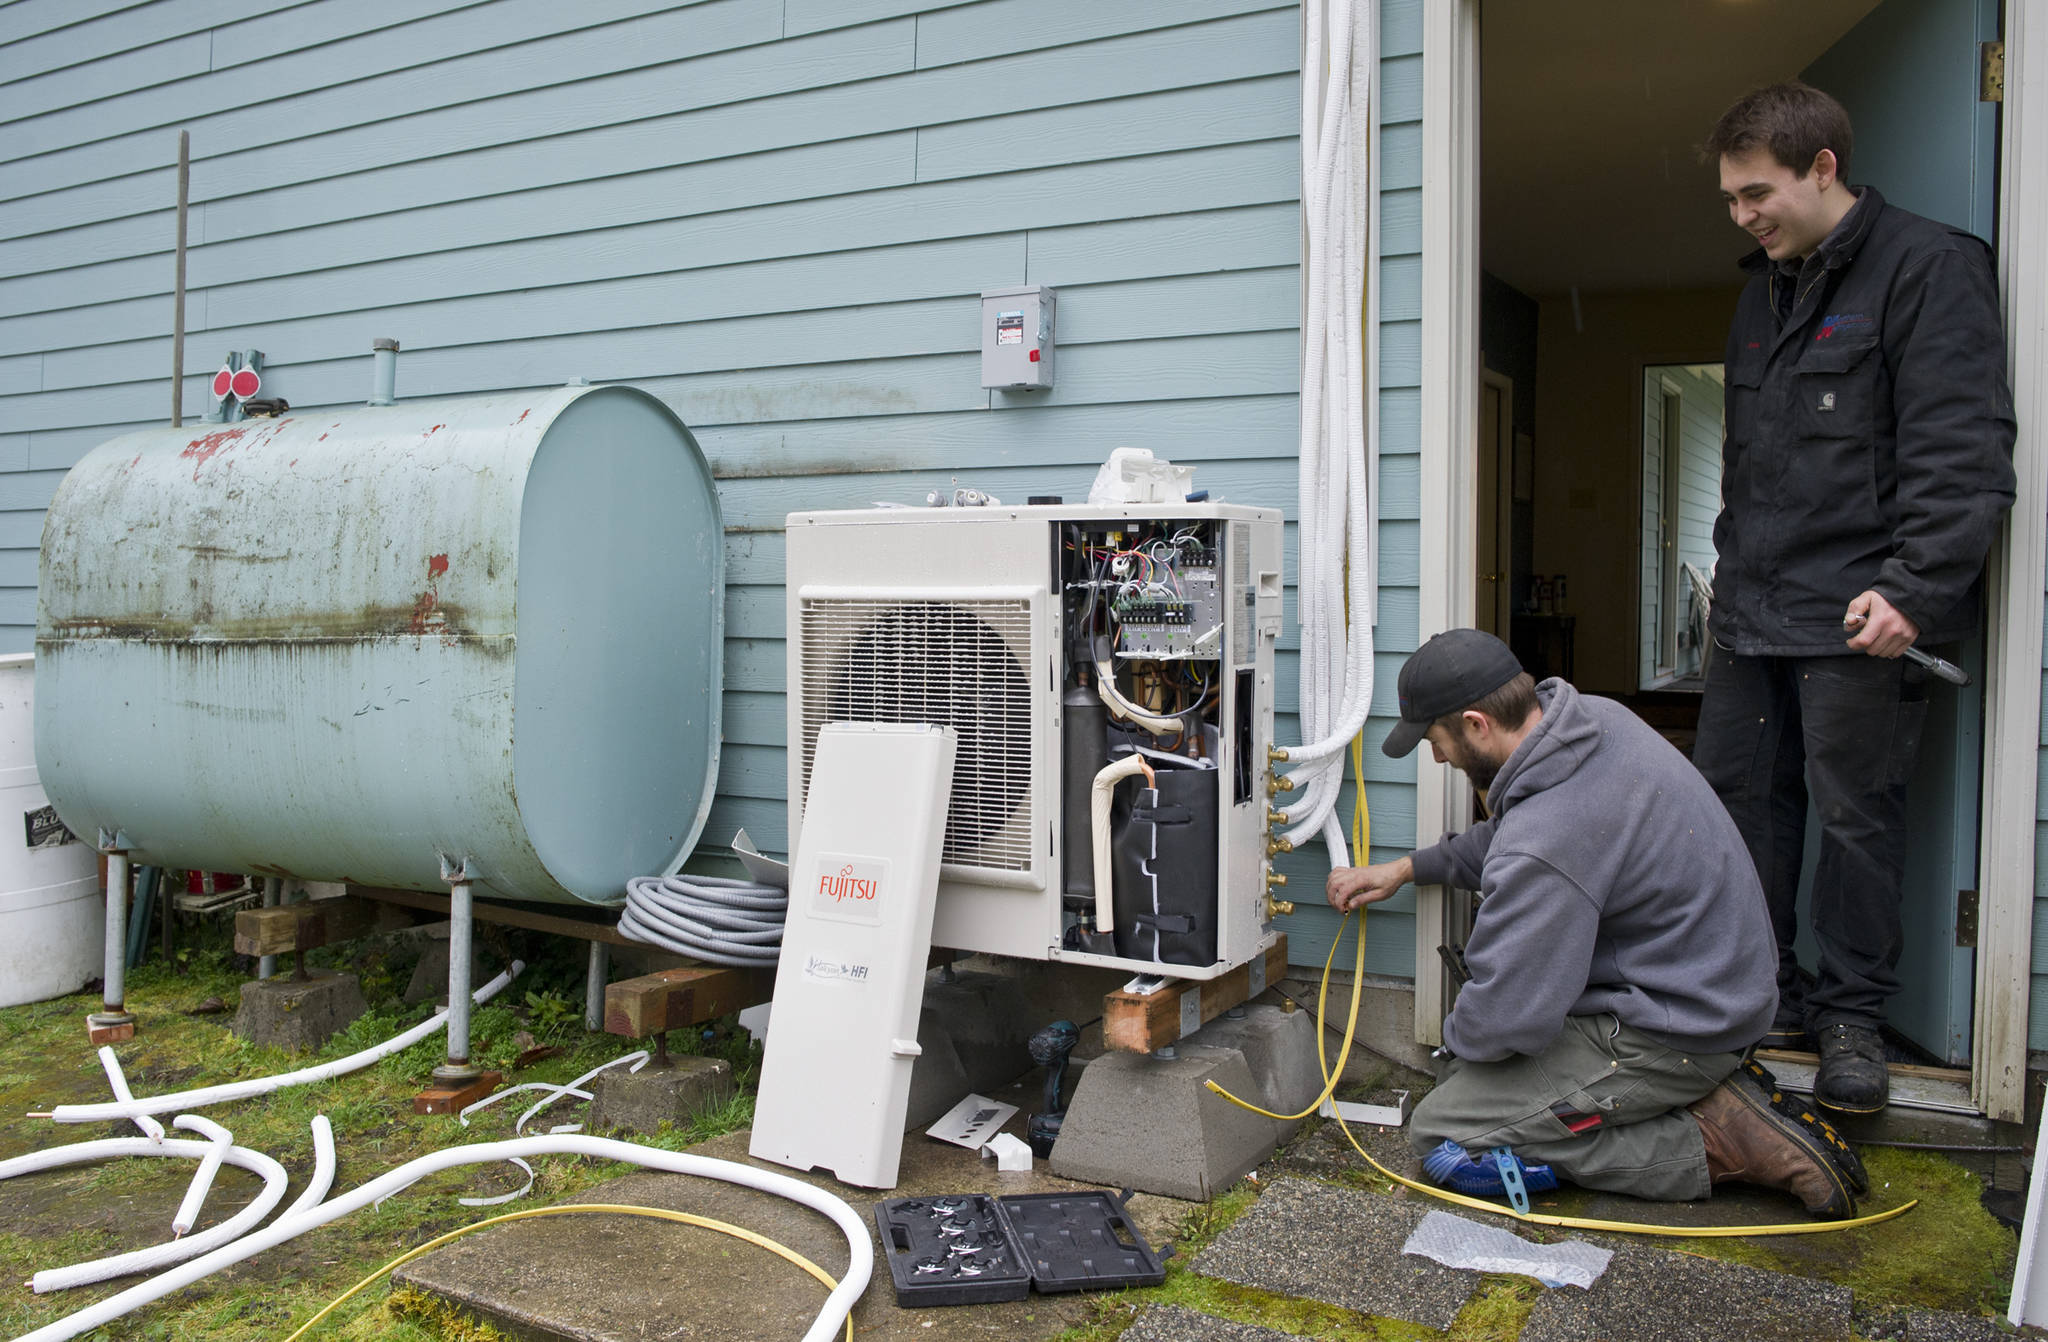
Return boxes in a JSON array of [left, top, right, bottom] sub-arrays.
[[1694, 82, 2016, 1115]]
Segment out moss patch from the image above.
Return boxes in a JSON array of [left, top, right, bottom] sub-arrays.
[[1659, 1145, 2016, 1316], [1442, 1276, 1543, 1342]]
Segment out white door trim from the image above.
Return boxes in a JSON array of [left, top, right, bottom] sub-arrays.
[[1974, 1, 2047, 1124], [1412, 0, 1481, 1045], [1414, 0, 2044, 1113]]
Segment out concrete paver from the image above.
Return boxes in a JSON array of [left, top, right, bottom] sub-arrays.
[[1190, 1176, 1479, 1329], [395, 1089, 1178, 1342], [1518, 1243, 1854, 1342], [1899, 1307, 2010, 1342]]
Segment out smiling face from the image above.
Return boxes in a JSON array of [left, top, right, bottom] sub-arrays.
[[1718, 146, 1848, 262]]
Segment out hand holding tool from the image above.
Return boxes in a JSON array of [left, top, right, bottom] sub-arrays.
[[1841, 613, 1971, 685]]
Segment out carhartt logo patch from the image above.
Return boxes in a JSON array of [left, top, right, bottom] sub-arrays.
[[1817, 392, 1837, 412]]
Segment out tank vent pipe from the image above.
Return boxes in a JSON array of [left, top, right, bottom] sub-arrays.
[[368, 337, 400, 405]]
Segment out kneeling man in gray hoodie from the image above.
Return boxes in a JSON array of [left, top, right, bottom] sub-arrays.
[[1327, 629, 1865, 1219]]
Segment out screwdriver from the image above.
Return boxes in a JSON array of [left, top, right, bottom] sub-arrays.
[[1841, 612, 1972, 685]]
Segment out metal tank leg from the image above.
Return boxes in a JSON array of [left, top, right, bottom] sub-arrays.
[[416, 864, 501, 1115], [434, 879, 482, 1083], [87, 846, 136, 1043], [584, 940, 609, 1031], [257, 876, 282, 981]]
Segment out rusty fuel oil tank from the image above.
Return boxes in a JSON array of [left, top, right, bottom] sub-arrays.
[[34, 383, 722, 906]]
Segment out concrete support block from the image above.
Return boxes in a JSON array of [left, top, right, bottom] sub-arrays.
[[588, 1056, 734, 1136], [1048, 1005, 1325, 1199], [904, 970, 1036, 1131], [403, 932, 451, 1005], [233, 971, 368, 1053], [1186, 1005, 1322, 1142], [1049, 1047, 1281, 1200]]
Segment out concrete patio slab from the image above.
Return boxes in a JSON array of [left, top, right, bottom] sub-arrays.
[[1519, 1243, 1854, 1342], [1190, 1177, 1480, 1329]]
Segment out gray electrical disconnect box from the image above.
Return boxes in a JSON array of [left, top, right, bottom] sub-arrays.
[[981, 285, 1055, 389]]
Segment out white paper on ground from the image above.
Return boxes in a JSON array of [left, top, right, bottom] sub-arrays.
[[1401, 1209, 1613, 1289], [980, 1132, 1033, 1171], [925, 1094, 1020, 1150]]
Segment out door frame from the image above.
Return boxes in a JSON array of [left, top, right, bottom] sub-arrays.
[[1412, 0, 1482, 1045], [1415, 0, 2048, 1120], [1478, 367, 1515, 637]]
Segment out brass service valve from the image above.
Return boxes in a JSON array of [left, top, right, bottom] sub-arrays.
[[1266, 896, 1296, 919], [1266, 807, 1290, 827], [1266, 771, 1297, 794], [1265, 871, 1288, 888], [1267, 746, 1290, 764], [1266, 836, 1294, 857]]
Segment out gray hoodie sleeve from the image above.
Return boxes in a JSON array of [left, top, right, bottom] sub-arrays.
[[1410, 819, 1494, 893], [1439, 848, 1600, 1062]]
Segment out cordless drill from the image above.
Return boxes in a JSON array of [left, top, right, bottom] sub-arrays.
[[1026, 1019, 1082, 1158]]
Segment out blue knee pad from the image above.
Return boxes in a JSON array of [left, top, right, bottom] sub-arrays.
[[1421, 1140, 1559, 1199]]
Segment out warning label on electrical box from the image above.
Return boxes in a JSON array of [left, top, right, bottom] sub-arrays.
[[808, 853, 888, 928], [996, 310, 1024, 345]]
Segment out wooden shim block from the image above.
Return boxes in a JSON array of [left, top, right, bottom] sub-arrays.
[[1102, 936, 1289, 1055], [86, 1018, 136, 1045], [415, 1071, 504, 1116], [349, 884, 637, 946], [233, 896, 403, 957], [604, 965, 776, 1039]]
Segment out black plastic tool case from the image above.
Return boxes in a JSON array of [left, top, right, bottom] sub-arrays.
[[873, 1194, 1033, 1307], [998, 1191, 1166, 1293], [874, 1191, 1166, 1307]]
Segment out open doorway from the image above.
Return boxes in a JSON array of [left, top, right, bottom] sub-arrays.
[[1470, 0, 2002, 1073]]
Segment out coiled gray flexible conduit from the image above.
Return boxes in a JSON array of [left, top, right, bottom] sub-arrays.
[[619, 874, 788, 967]]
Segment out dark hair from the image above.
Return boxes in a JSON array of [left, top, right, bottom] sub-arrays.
[[1434, 671, 1538, 736], [1702, 81, 1853, 182]]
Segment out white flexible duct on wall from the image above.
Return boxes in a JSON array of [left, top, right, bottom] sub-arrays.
[[1282, 0, 1378, 862]]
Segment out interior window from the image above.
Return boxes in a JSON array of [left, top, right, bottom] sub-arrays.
[[1638, 364, 1724, 690]]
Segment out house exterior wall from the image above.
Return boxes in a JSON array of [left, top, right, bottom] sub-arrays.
[[3, 0, 1428, 977]]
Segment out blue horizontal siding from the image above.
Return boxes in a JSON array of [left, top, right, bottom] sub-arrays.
[[0, 0, 1435, 985]]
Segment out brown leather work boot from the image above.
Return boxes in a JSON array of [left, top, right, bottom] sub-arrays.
[[1689, 1071, 1856, 1219]]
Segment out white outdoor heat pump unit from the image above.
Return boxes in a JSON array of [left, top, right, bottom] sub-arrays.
[[785, 503, 1286, 981]]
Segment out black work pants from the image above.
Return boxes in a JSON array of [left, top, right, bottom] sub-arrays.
[[1691, 644, 1928, 1033]]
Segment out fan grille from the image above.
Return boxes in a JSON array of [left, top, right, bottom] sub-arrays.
[[799, 597, 1034, 874]]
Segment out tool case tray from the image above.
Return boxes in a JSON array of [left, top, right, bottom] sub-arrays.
[[873, 1194, 1032, 1307], [873, 1189, 1166, 1306], [998, 1191, 1166, 1293]]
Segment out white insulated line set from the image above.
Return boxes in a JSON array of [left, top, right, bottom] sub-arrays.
[[4, 961, 872, 1342]]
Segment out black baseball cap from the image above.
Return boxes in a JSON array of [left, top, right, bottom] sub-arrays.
[[1382, 629, 1526, 758]]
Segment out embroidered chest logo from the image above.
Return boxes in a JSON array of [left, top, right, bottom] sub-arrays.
[[1817, 392, 1837, 412], [1816, 313, 1873, 340]]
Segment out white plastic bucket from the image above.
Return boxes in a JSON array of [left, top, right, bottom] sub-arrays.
[[0, 653, 102, 1008]]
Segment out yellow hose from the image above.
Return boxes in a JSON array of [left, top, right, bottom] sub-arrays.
[[1206, 905, 1916, 1238], [281, 1203, 850, 1341]]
